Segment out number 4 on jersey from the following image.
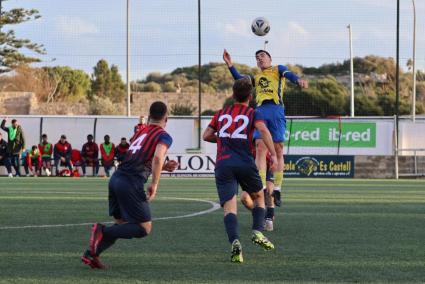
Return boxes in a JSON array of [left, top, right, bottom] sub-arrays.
[[129, 134, 147, 154]]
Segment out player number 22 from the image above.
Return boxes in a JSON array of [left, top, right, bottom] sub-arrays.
[[218, 114, 249, 139], [129, 134, 147, 154]]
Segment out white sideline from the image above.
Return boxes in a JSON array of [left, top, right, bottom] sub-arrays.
[[0, 197, 220, 230]]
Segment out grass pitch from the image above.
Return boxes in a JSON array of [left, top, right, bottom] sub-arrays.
[[0, 177, 424, 283]]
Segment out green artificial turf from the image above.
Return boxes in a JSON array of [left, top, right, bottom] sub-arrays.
[[0, 177, 424, 283]]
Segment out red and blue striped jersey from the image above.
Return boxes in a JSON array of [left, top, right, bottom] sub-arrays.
[[208, 103, 264, 166], [118, 124, 172, 180]]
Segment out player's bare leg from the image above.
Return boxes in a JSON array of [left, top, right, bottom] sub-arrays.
[[249, 190, 274, 250], [240, 191, 254, 211], [255, 139, 268, 189], [223, 195, 243, 263]]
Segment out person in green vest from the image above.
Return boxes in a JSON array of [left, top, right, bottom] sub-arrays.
[[38, 134, 53, 176], [1, 117, 25, 177], [100, 135, 115, 177]]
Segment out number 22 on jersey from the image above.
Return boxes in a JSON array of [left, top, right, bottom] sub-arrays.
[[218, 114, 249, 139]]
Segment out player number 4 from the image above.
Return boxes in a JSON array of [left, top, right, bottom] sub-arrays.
[[218, 114, 249, 139], [129, 134, 147, 154]]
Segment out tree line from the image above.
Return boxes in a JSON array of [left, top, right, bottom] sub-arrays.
[[1, 4, 424, 116]]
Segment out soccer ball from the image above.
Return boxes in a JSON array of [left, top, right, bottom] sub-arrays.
[[251, 17, 270, 36]]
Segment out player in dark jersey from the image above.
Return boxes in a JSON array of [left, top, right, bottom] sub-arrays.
[[81, 101, 179, 269], [81, 134, 99, 177], [203, 77, 278, 263]]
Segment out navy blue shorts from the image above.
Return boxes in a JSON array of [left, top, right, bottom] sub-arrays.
[[215, 163, 263, 206], [108, 172, 151, 223]]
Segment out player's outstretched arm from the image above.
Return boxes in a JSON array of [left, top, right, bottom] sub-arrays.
[[148, 143, 168, 202], [202, 126, 217, 143], [223, 49, 244, 80], [279, 65, 308, 89], [255, 121, 278, 171], [223, 49, 233, 67]]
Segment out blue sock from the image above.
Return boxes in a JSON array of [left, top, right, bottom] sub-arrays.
[[266, 207, 275, 219], [103, 223, 147, 240], [252, 207, 265, 231], [224, 213, 239, 243]]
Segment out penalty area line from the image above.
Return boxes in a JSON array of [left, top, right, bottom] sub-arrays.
[[0, 197, 220, 230]]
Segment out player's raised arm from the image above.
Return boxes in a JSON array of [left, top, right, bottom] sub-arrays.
[[254, 120, 277, 171], [223, 49, 244, 80]]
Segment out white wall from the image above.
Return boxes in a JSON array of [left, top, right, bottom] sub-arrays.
[[1, 115, 424, 156]]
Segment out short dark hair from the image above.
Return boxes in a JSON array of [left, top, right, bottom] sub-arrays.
[[149, 101, 168, 121], [87, 134, 93, 139], [255, 49, 271, 58], [233, 77, 253, 103], [11, 119, 17, 124], [42, 134, 47, 138], [104, 135, 110, 140], [121, 137, 127, 141]]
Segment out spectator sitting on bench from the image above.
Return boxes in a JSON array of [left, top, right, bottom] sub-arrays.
[[115, 137, 129, 166], [23, 145, 42, 177], [38, 134, 53, 176], [54, 134, 73, 176], [100, 134, 115, 177], [81, 134, 99, 177]]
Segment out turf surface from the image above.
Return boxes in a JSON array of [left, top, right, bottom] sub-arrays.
[[0, 177, 424, 283]]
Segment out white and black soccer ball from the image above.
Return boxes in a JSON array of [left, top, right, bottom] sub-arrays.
[[251, 17, 270, 36]]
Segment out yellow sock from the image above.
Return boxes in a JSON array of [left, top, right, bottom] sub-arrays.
[[259, 171, 267, 189], [273, 171, 283, 190]]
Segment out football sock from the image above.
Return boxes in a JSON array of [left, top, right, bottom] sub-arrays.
[[96, 238, 116, 256], [224, 213, 239, 243], [103, 223, 147, 240], [252, 207, 265, 231], [273, 171, 283, 190], [266, 207, 275, 220], [259, 170, 267, 188]]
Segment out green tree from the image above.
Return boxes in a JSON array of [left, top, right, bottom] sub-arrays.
[[284, 76, 349, 117], [110, 65, 126, 102], [91, 59, 111, 98], [142, 82, 162, 92], [170, 103, 196, 115], [0, 2, 45, 73], [354, 95, 383, 116], [43, 66, 90, 103], [91, 59, 126, 102]]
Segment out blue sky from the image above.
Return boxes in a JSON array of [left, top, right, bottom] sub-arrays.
[[5, 0, 425, 80]]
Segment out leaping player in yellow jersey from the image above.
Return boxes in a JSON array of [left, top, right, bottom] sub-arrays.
[[223, 49, 308, 228]]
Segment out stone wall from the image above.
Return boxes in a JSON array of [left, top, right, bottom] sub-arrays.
[[355, 156, 425, 178], [131, 92, 231, 116], [0, 92, 37, 115], [33, 102, 89, 115], [1, 91, 231, 116]]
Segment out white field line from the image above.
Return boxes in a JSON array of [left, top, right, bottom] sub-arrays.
[[0, 197, 220, 230]]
